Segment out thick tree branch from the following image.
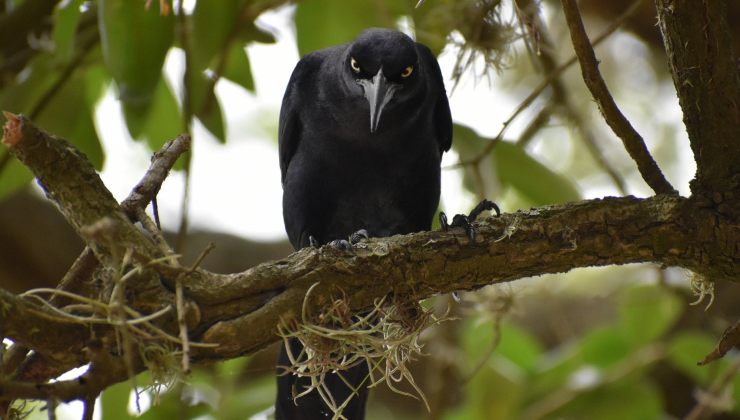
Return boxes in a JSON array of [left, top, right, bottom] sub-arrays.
[[0, 340, 135, 403], [560, 0, 676, 195], [1, 112, 161, 268], [179, 194, 734, 360], [1, 115, 190, 385], [0, 288, 89, 368], [655, 0, 740, 200]]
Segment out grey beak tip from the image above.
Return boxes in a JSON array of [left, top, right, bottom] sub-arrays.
[[359, 68, 398, 134]]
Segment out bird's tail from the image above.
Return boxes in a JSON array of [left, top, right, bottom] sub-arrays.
[[275, 338, 370, 420]]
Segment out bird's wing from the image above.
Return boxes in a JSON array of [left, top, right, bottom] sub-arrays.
[[417, 43, 452, 153], [278, 52, 323, 183]]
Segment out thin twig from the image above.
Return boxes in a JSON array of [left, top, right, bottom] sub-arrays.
[[109, 249, 140, 412], [175, 0, 194, 254], [515, 0, 630, 195], [449, 0, 644, 169], [560, 0, 676, 195], [46, 398, 57, 420], [122, 135, 191, 257], [684, 357, 740, 420], [81, 396, 95, 420], [28, 29, 99, 121], [175, 277, 190, 374], [699, 320, 740, 366], [523, 344, 666, 419], [121, 134, 192, 217], [176, 242, 216, 374], [516, 105, 552, 148]]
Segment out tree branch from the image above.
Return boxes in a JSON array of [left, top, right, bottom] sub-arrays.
[[0, 288, 89, 368], [1, 116, 190, 385], [451, 0, 646, 169], [0, 340, 134, 403], [560, 0, 676, 195], [121, 134, 192, 215], [654, 0, 740, 201], [1, 104, 738, 402], [1, 112, 161, 268]]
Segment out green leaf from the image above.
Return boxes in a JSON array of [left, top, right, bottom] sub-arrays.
[[123, 77, 182, 150], [667, 331, 720, 385], [493, 141, 581, 205], [456, 321, 526, 420], [451, 124, 494, 194], [101, 381, 134, 420], [191, 73, 226, 143], [99, 0, 174, 106], [215, 375, 276, 419], [0, 159, 33, 201], [216, 355, 251, 378], [617, 285, 682, 348], [294, 0, 407, 55], [191, 0, 242, 71], [0, 55, 57, 115], [137, 391, 210, 420], [52, 0, 84, 62], [221, 44, 255, 92], [461, 319, 497, 367], [465, 364, 524, 420], [578, 327, 632, 368], [237, 20, 276, 44], [528, 346, 582, 401], [35, 70, 104, 169], [85, 63, 112, 108], [495, 324, 543, 374], [560, 380, 662, 420], [452, 124, 484, 159]]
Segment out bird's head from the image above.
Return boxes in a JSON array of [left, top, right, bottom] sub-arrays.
[[347, 28, 420, 133]]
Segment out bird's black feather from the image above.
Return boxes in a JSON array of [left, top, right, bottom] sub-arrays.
[[276, 28, 451, 419]]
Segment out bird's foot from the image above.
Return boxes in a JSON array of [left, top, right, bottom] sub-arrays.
[[440, 199, 501, 243], [326, 229, 370, 251], [328, 239, 352, 251], [349, 229, 369, 245], [309, 235, 320, 248]]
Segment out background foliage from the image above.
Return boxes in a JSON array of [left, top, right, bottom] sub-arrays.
[[0, 0, 738, 419]]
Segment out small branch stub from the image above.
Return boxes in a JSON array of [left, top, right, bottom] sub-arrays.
[[1, 111, 21, 146]]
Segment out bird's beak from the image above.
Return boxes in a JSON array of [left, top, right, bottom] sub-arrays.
[[358, 68, 399, 133]]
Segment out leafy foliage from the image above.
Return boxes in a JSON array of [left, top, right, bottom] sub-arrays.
[[1, 0, 738, 419]]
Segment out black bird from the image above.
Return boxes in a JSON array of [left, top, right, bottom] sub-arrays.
[[277, 28, 451, 419]]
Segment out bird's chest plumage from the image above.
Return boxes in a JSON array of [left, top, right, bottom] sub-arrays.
[[283, 120, 441, 244]]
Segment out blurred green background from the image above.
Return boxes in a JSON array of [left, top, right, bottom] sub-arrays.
[[1, 0, 738, 419]]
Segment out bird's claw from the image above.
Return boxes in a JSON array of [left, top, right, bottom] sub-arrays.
[[440, 199, 501, 243], [468, 199, 500, 221], [349, 229, 369, 245], [439, 212, 449, 231], [326, 229, 369, 251], [328, 239, 352, 251]]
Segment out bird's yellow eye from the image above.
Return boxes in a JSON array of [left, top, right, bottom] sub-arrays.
[[350, 57, 361, 73], [401, 66, 414, 78]]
